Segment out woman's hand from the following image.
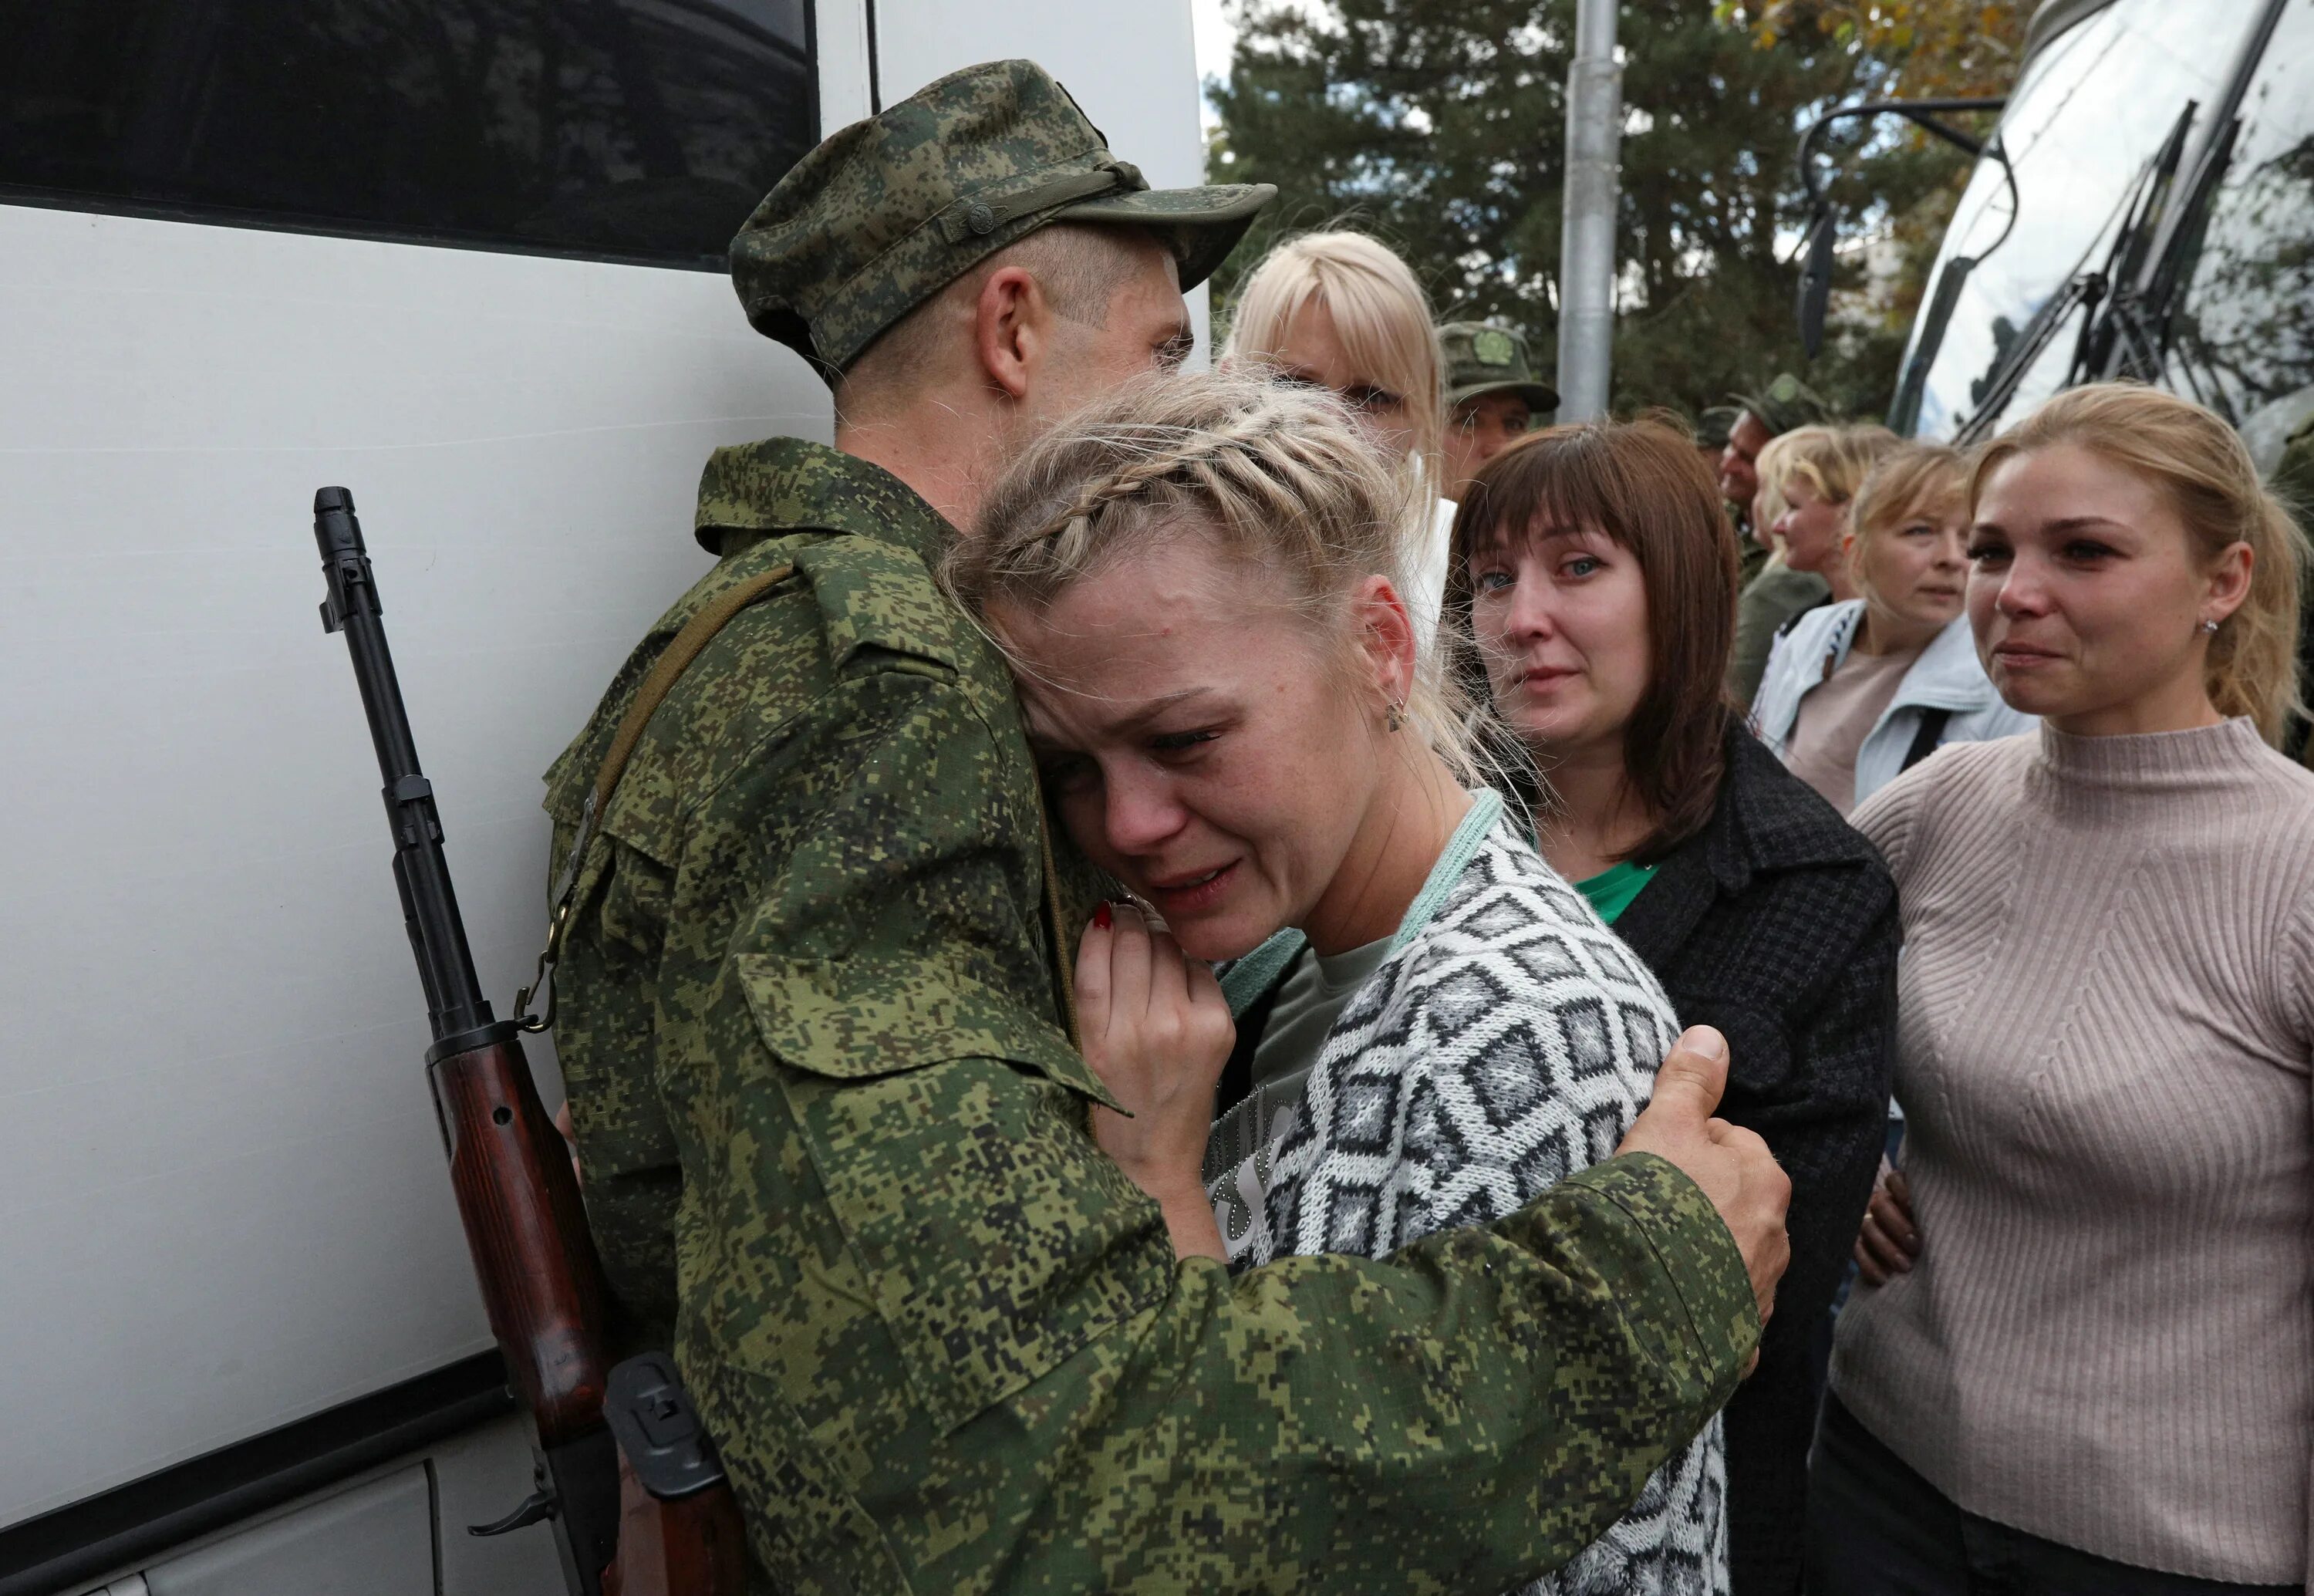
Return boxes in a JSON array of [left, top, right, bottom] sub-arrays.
[[1852, 1156, 1919, 1286], [1077, 900, 1234, 1262]]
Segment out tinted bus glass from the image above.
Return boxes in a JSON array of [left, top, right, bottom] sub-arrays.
[[1894, 0, 2251, 439], [0, 0, 814, 265], [2161, 1, 2314, 427]]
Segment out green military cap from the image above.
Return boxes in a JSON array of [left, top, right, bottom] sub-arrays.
[[1440, 321, 1560, 412], [731, 59, 1275, 382], [1695, 404, 1740, 450], [1729, 371, 1833, 437]]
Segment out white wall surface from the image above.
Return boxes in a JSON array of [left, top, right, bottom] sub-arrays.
[[0, 0, 1206, 1539]]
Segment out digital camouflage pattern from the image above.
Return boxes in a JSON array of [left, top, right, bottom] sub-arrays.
[[1441, 320, 1560, 413], [545, 437, 1762, 1593], [730, 59, 1272, 377]]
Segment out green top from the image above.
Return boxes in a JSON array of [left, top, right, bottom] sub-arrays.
[[1578, 860, 1660, 926], [545, 439, 1758, 1594], [1246, 933, 1391, 1098], [1211, 791, 1505, 1180]]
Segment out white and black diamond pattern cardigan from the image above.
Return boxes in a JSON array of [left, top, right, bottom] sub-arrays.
[[1202, 792, 1731, 1596]]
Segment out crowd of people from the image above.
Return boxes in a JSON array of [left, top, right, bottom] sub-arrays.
[[545, 59, 2314, 1596]]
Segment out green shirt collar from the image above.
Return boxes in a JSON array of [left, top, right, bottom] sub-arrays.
[[693, 436, 954, 569]]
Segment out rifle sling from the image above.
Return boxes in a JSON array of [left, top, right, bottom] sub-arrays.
[[543, 560, 1081, 1050], [592, 566, 798, 816]]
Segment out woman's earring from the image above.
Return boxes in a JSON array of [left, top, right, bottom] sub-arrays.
[[1385, 700, 1406, 733], [2201, 617, 2221, 636]]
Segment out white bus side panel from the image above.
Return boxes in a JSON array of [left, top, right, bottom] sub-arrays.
[[0, 204, 814, 1528]]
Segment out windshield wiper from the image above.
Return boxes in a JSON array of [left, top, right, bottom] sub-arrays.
[[2090, 116, 2243, 396], [1952, 102, 2197, 445]]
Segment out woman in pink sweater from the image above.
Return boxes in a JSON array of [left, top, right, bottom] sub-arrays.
[[1806, 383, 2314, 1595]]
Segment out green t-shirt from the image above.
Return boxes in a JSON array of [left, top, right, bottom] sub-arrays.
[[1577, 859, 1658, 925]]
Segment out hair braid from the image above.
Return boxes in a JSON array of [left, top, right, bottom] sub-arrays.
[[1024, 400, 1297, 552], [948, 369, 1486, 782]]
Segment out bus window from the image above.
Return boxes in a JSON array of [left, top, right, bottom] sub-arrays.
[[2161, 1, 2314, 427], [0, 0, 813, 265]]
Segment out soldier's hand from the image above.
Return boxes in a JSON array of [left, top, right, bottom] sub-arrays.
[[1076, 901, 1233, 1261], [1616, 1026, 1790, 1334]]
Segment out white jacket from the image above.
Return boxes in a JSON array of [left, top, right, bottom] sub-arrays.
[[1751, 602, 2034, 810]]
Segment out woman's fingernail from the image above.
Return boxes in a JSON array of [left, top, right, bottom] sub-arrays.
[[1093, 902, 1113, 930]]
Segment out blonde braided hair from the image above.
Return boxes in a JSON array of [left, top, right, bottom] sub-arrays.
[[948, 369, 1479, 777]]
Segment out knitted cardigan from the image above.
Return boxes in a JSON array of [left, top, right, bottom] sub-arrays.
[[1203, 794, 1731, 1596]]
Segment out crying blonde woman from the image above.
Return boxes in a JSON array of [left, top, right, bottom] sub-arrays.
[[947, 370, 1740, 1596]]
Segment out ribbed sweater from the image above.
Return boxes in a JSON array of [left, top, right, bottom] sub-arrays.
[[1832, 718, 2314, 1585]]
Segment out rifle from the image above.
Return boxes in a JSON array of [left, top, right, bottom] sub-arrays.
[[312, 487, 744, 1596]]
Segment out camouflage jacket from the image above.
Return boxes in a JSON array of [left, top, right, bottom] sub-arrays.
[[543, 437, 1762, 1595]]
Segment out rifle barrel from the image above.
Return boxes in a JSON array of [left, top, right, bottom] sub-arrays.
[[314, 488, 494, 1042]]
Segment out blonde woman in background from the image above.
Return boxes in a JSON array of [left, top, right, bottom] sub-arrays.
[[1754, 424, 1899, 606], [1727, 425, 1842, 709], [1222, 229, 1453, 641], [1810, 383, 2314, 1594], [1752, 443, 2033, 815], [951, 370, 1751, 1596]]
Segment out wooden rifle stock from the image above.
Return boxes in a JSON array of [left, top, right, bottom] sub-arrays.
[[314, 487, 748, 1596], [427, 1027, 612, 1446]]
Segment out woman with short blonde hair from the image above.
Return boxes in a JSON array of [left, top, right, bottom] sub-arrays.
[[1814, 383, 2314, 1594], [1223, 230, 1455, 639], [1751, 440, 2032, 814], [1755, 424, 1898, 604]]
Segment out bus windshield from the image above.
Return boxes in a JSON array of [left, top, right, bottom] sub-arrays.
[[1896, 0, 2252, 439], [2160, 1, 2314, 430]]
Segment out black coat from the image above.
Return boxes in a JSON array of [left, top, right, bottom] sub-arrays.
[[1614, 722, 1898, 1596]]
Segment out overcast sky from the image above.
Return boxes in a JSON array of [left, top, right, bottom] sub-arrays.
[[1191, 0, 1236, 127]]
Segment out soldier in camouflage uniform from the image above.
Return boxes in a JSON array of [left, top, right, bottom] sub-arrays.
[[546, 58, 1783, 1594], [1439, 320, 1559, 497]]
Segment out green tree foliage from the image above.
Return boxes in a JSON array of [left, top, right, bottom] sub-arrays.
[[1206, 0, 2016, 423]]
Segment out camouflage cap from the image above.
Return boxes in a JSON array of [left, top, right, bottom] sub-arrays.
[[730, 59, 1275, 382], [1441, 321, 1560, 413], [1729, 372, 1833, 437], [1695, 404, 1740, 450]]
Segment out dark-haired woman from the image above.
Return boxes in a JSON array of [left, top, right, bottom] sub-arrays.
[[1445, 419, 1899, 1596]]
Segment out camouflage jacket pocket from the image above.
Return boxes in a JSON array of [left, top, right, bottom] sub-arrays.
[[735, 952, 1166, 1434], [736, 949, 1117, 1105]]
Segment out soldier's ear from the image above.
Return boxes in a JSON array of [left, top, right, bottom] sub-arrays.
[[973, 265, 1047, 401]]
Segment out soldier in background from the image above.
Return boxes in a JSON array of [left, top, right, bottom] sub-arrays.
[[1725, 373, 1837, 709], [545, 58, 1789, 1593], [1697, 403, 1740, 488], [1440, 319, 1560, 497]]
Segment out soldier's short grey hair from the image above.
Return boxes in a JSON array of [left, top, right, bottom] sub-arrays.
[[838, 224, 1164, 410], [950, 369, 1476, 777]]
